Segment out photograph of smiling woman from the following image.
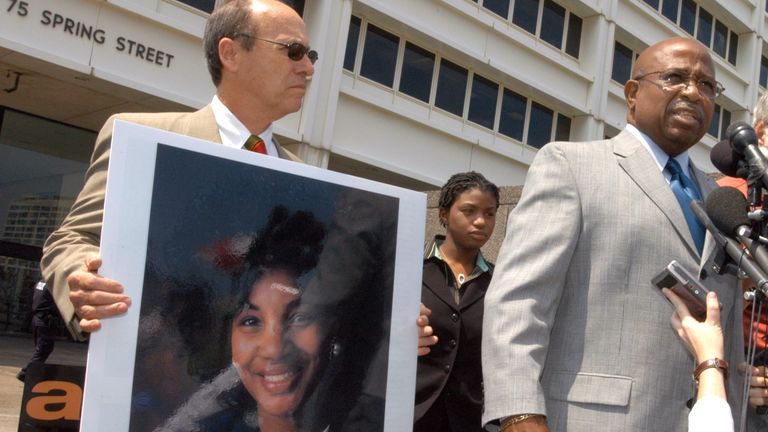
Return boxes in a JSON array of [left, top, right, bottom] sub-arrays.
[[229, 206, 331, 432], [150, 204, 387, 432]]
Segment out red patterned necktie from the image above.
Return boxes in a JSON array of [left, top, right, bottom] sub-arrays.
[[243, 135, 267, 155]]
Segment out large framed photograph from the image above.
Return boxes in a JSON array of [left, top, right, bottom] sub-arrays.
[[81, 121, 426, 431]]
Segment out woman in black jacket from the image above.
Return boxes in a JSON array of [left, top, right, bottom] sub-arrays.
[[414, 172, 499, 432]]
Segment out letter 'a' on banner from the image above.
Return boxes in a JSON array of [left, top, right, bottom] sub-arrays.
[[18, 363, 85, 432], [80, 121, 426, 432]]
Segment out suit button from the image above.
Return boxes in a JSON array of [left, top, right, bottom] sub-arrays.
[[444, 364, 451, 373], [451, 313, 459, 322], [449, 339, 457, 348]]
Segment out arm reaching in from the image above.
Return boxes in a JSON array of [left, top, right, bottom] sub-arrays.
[[664, 288, 733, 432], [68, 255, 131, 332], [664, 289, 724, 362]]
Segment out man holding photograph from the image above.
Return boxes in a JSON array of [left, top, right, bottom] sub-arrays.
[[41, 0, 314, 339]]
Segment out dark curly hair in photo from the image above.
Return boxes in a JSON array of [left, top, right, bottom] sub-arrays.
[[238, 205, 327, 302]]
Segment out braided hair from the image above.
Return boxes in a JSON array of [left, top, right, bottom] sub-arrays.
[[438, 171, 499, 227]]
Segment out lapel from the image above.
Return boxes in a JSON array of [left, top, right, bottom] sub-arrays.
[[423, 260, 459, 312], [459, 272, 490, 311], [614, 129, 700, 258], [185, 105, 223, 144]]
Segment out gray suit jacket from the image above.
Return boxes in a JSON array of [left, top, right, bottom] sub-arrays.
[[481, 128, 745, 431], [40, 105, 301, 338]]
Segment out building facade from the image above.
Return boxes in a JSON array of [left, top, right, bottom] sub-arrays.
[[0, 0, 765, 332]]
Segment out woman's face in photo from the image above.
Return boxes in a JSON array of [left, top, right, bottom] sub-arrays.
[[231, 270, 327, 419]]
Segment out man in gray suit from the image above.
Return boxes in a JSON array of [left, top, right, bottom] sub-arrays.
[[482, 37, 748, 431], [41, 0, 313, 339]]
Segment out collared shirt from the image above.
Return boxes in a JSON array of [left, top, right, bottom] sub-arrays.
[[625, 123, 693, 183], [425, 235, 491, 304], [210, 95, 278, 157]]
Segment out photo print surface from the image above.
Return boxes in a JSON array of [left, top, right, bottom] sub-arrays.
[[129, 144, 399, 432]]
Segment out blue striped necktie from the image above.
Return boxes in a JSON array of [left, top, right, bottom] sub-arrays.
[[665, 158, 705, 254]]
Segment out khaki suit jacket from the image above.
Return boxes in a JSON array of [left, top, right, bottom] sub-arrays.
[[40, 105, 301, 338], [481, 128, 746, 431]]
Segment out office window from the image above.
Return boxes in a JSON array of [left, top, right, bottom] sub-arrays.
[[399, 42, 435, 103], [513, 0, 539, 35], [555, 114, 571, 141], [713, 21, 727, 58], [645, 0, 737, 65], [721, 109, 731, 140], [761, 56, 768, 88], [175, 0, 215, 13], [661, 0, 679, 22], [680, 0, 696, 35], [483, 0, 511, 19], [642, 0, 660, 8], [528, 102, 554, 149], [435, 60, 468, 117], [499, 89, 527, 141], [360, 24, 399, 87], [343, 18, 571, 150], [728, 32, 738, 65], [709, 104, 731, 139], [468, 74, 499, 129], [708, 105, 719, 137], [484, 0, 580, 58], [343, 16, 361, 72], [612, 42, 634, 84], [696, 8, 713, 47], [565, 14, 582, 58], [540, 0, 566, 49]]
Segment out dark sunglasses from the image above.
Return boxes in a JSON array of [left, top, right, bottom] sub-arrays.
[[234, 34, 318, 64]]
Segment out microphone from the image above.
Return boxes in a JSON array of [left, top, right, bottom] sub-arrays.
[[692, 200, 768, 295], [710, 139, 745, 178], [706, 187, 753, 236], [705, 187, 768, 270], [726, 121, 768, 189]]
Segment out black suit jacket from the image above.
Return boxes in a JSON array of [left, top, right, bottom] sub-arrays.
[[414, 255, 492, 432]]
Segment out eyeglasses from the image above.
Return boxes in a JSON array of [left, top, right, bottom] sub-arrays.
[[633, 70, 724, 99], [234, 34, 318, 64]]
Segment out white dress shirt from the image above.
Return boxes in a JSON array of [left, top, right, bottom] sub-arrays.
[[210, 95, 278, 157], [626, 123, 694, 183]]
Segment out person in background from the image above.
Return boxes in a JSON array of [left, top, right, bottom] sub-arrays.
[[716, 91, 768, 382], [414, 171, 499, 431], [16, 280, 61, 382]]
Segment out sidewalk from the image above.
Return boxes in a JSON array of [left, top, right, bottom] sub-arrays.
[[0, 334, 87, 432]]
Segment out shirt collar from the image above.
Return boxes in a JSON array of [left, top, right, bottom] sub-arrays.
[[625, 124, 692, 181], [210, 95, 276, 156], [425, 235, 491, 273]]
